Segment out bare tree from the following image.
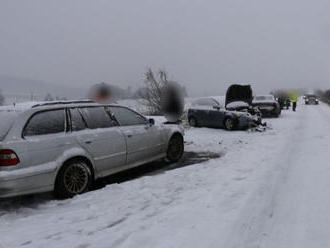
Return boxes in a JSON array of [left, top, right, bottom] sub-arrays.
[[140, 68, 169, 115], [322, 89, 330, 104], [44, 93, 54, 101], [0, 90, 4, 105]]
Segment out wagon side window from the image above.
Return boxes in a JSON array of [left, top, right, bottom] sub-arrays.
[[79, 107, 116, 129], [109, 107, 147, 126], [70, 108, 87, 131]]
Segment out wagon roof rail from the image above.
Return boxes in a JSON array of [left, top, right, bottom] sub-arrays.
[[31, 100, 95, 108]]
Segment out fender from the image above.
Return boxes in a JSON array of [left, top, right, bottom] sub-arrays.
[[164, 125, 184, 145], [53, 147, 96, 180]]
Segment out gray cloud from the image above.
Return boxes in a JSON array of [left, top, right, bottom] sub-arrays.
[[1, 0, 330, 96]]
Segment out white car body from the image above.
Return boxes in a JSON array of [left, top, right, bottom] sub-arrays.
[[0, 101, 184, 198]]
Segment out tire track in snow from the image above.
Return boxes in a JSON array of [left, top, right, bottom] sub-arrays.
[[222, 105, 311, 248], [260, 103, 330, 248]]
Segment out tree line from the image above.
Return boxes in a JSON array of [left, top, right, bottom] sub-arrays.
[[315, 89, 330, 104]]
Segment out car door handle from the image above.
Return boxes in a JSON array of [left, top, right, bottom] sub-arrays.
[[127, 134, 133, 138], [85, 140, 92, 144]]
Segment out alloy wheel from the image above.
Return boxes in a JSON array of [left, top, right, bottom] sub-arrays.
[[63, 163, 90, 194]]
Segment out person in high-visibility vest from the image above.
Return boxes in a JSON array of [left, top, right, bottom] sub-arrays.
[[289, 91, 299, 112]]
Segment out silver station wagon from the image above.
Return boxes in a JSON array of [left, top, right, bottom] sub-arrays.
[[0, 101, 184, 199]]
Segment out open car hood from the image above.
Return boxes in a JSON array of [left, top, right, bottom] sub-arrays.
[[225, 84, 253, 108]]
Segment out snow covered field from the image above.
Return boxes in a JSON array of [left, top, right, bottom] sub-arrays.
[[1, 101, 330, 248]]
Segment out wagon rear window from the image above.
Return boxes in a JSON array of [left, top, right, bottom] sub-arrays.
[[23, 109, 65, 136]]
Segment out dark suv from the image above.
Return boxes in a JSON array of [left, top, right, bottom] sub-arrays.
[[305, 95, 319, 105]]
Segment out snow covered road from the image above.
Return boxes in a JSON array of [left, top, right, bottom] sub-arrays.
[[227, 103, 330, 248], [1, 102, 330, 248]]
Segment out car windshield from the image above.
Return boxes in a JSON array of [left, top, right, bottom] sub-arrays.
[[0, 110, 19, 140], [254, 96, 274, 101], [307, 95, 316, 98], [192, 98, 220, 107]]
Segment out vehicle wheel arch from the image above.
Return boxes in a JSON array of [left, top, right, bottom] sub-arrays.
[[166, 132, 184, 163], [223, 115, 238, 129], [224, 113, 238, 122], [53, 156, 94, 199], [187, 114, 194, 121], [54, 147, 96, 177], [188, 115, 198, 127], [168, 132, 184, 143], [166, 131, 184, 152], [54, 156, 95, 188]]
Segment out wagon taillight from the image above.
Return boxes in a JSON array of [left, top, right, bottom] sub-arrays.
[[0, 149, 20, 166]]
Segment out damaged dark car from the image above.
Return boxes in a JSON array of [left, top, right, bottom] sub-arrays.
[[225, 85, 260, 114], [252, 95, 281, 117], [225, 84, 263, 122], [187, 85, 263, 130]]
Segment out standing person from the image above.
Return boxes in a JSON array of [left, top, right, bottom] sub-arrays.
[[290, 91, 299, 112], [89, 82, 113, 103], [285, 98, 291, 109], [161, 82, 184, 124]]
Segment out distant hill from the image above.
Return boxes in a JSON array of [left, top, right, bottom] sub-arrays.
[[0, 75, 87, 103]]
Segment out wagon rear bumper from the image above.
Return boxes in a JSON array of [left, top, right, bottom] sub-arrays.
[[0, 164, 57, 198]]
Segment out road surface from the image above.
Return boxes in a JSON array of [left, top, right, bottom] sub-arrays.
[[226, 102, 330, 248], [1, 102, 330, 248]]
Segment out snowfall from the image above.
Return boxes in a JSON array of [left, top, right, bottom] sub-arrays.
[[1, 100, 330, 248]]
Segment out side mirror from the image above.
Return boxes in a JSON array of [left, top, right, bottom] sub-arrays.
[[148, 118, 155, 126]]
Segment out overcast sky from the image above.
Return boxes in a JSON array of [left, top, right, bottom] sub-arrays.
[[1, 0, 330, 96]]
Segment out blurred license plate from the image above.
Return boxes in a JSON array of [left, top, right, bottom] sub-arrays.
[[260, 107, 273, 110]]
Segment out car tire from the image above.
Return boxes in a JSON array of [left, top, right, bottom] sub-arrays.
[[189, 117, 198, 127], [166, 134, 184, 163], [54, 159, 93, 199], [224, 117, 236, 131]]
